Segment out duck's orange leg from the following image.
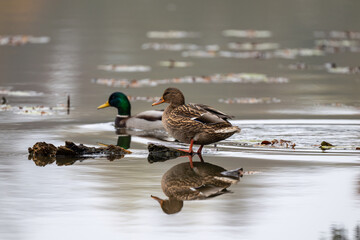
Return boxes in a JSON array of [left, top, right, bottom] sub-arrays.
[[187, 154, 194, 168], [197, 153, 205, 163], [197, 145, 204, 155], [178, 139, 194, 154]]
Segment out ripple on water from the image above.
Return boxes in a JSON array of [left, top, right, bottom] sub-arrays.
[[228, 119, 360, 150]]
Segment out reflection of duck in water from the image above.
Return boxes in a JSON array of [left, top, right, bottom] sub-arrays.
[[151, 161, 243, 214], [98, 92, 164, 130], [116, 134, 131, 149], [152, 88, 240, 166]]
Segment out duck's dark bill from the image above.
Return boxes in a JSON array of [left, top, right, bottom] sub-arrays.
[[97, 101, 110, 109], [152, 97, 165, 106], [150, 195, 163, 204]]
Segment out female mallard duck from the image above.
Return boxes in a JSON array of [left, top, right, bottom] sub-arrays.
[[151, 161, 243, 214], [152, 88, 240, 154], [98, 92, 164, 130]]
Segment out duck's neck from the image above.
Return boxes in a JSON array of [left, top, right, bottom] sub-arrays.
[[116, 104, 131, 117], [115, 116, 129, 128], [163, 103, 178, 117]]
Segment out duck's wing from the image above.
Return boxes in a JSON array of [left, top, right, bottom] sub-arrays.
[[190, 184, 230, 198], [191, 103, 233, 120], [172, 103, 230, 125]]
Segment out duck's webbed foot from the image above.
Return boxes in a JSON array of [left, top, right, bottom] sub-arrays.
[[177, 139, 194, 154]]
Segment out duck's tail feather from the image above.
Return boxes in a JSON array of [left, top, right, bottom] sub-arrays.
[[214, 126, 241, 134]]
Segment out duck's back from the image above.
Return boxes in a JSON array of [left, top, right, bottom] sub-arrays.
[[163, 103, 240, 145], [125, 110, 164, 130], [161, 162, 232, 200]]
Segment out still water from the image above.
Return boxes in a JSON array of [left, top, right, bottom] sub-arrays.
[[1, 0, 360, 239]]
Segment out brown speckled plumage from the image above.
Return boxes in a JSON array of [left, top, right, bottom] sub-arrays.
[[162, 162, 235, 200], [153, 88, 240, 151], [151, 162, 243, 214]]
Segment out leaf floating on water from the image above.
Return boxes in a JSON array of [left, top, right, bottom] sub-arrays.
[[222, 30, 272, 38], [319, 141, 335, 151], [0, 35, 50, 46], [219, 97, 281, 104], [256, 139, 296, 149], [91, 73, 289, 88], [146, 31, 201, 39], [98, 65, 151, 72], [321, 141, 333, 146]]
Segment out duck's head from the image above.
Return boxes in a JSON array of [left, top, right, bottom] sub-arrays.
[[152, 87, 185, 107], [98, 92, 131, 116], [151, 195, 183, 214]]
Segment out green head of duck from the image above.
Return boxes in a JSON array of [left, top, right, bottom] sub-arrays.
[[98, 92, 131, 116]]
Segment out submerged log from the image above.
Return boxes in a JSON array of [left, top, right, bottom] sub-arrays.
[[148, 143, 189, 163], [28, 141, 131, 166]]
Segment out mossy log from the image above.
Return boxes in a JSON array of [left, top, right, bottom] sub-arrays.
[[28, 141, 131, 166]]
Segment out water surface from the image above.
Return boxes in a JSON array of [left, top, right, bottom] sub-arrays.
[[1, 0, 360, 239]]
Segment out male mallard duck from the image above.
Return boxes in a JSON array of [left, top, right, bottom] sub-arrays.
[[152, 88, 240, 154], [151, 161, 243, 214], [98, 92, 164, 130]]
